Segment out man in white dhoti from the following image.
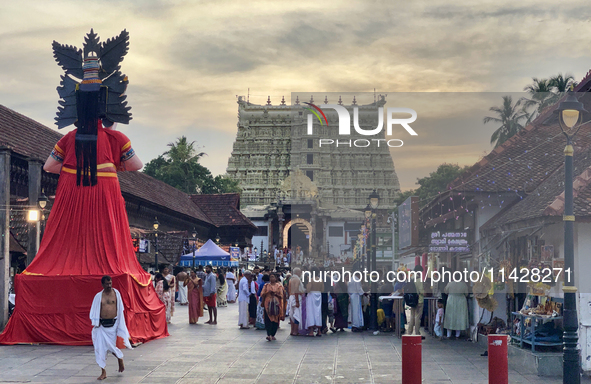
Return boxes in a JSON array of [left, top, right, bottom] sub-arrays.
[[348, 277, 365, 332], [176, 271, 188, 305], [289, 268, 305, 336], [238, 270, 252, 329], [226, 268, 237, 303], [90, 275, 132, 380], [306, 267, 324, 336]]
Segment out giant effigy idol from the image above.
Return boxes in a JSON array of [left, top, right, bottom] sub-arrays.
[[0, 30, 168, 345]]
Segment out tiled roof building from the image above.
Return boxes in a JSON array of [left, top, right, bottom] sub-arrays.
[[422, 72, 591, 230]]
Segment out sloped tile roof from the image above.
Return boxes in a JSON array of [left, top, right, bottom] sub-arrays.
[[543, 166, 591, 216], [482, 146, 591, 229], [118, 172, 211, 224], [447, 94, 591, 195], [189, 193, 256, 228], [0, 104, 62, 160], [423, 75, 591, 226]]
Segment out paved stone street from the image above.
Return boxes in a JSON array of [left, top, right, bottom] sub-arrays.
[[0, 303, 586, 384]]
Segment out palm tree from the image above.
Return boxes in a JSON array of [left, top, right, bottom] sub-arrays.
[[163, 136, 207, 193], [164, 136, 205, 165], [484, 96, 529, 148], [522, 77, 554, 118], [521, 73, 579, 125], [549, 73, 576, 93]]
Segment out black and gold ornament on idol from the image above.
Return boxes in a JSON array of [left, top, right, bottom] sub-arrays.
[[52, 29, 132, 186]]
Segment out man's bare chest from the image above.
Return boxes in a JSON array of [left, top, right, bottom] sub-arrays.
[[101, 293, 117, 307]]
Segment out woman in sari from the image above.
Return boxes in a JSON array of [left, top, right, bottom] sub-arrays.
[[255, 274, 270, 330], [260, 273, 285, 341], [184, 270, 204, 324], [216, 269, 228, 307], [155, 273, 165, 302], [154, 274, 172, 323]]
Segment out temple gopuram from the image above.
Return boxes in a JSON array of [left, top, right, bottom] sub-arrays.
[[226, 94, 400, 264]]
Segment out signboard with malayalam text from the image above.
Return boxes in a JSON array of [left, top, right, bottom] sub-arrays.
[[429, 231, 470, 253]]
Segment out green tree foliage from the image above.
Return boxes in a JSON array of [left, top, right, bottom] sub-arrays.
[[210, 175, 242, 194], [522, 77, 555, 119], [394, 163, 470, 207], [484, 95, 528, 148], [143, 136, 241, 195], [522, 73, 577, 123], [549, 73, 576, 93]]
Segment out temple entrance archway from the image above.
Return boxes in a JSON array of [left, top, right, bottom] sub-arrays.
[[282, 218, 313, 256]]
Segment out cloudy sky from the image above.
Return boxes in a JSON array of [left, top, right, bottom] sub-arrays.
[[1, 0, 591, 190]]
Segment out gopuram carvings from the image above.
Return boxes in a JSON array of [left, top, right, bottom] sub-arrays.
[[226, 95, 400, 211]]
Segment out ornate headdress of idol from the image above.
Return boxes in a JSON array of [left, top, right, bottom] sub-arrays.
[[52, 29, 132, 186]]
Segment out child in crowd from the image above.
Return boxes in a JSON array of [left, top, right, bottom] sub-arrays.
[[434, 299, 444, 339]]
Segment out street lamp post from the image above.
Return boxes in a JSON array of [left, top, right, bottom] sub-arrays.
[[364, 205, 371, 271], [36, 190, 49, 256], [556, 92, 587, 384], [153, 217, 159, 272], [368, 190, 380, 332], [357, 233, 363, 267], [27, 189, 48, 259], [388, 212, 397, 273], [26, 207, 40, 258], [192, 228, 197, 269]]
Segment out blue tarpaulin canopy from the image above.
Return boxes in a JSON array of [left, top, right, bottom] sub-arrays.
[[179, 239, 238, 267]]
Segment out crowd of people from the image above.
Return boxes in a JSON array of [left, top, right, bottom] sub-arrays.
[[149, 263, 470, 342]]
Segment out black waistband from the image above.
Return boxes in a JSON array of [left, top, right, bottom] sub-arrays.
[[100, 318, 117, 328]]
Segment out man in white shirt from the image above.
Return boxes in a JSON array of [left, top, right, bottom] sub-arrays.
[[238, 271, 252, 329]]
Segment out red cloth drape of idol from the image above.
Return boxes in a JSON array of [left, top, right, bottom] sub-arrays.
[[0, 127, 168, 345]]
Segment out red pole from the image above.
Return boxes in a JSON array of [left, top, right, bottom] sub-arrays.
[[488, 334, 508, 384], [402, 335, 421, 384]]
